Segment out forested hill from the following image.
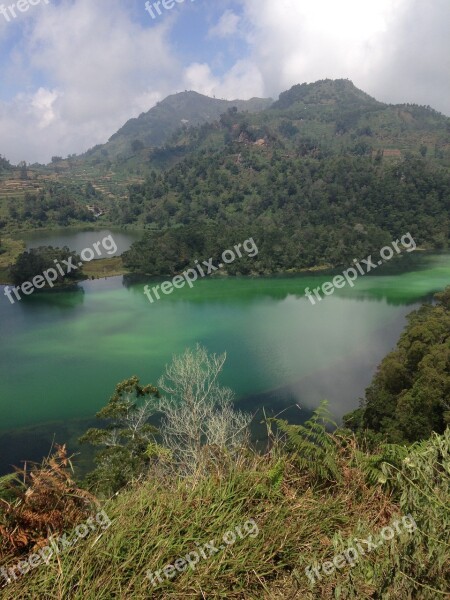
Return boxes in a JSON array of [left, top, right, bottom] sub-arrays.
[[120, 154, 450, 275], [82, 91, 273, 161], [74, 79, 450, 174], [111, 79, 450, 275], [3, 79, 450, 174]]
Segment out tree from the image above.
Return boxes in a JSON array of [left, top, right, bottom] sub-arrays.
[[79, 377, 160, 494], [18, 161, 28, 180], [131, 139, 144, 153], [345, 288, 450, 442], [157, 345, 252, 476], [9, 246, 84, 288]]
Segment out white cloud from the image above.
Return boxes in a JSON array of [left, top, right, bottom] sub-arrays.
[[0, 0, 181, 163], [208, 9, 240, 38], [370, 0, 450, 114], [30, 88, 59, 129], [183, 59, 263, 99], [235, 0, 450, 113]]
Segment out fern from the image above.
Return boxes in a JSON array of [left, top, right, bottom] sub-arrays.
[[355, 443, 410, 486], [0, 473, 22, 502], [267, 459, 285, 491], [269, 401, 341, 484]]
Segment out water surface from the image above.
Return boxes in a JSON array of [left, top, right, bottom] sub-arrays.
[[16, 227, 142, 255], [0, 252, 449, 473]]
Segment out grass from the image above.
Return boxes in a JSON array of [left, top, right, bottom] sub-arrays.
[[82, 257, 127, 279], [1, 429, 448, 599]]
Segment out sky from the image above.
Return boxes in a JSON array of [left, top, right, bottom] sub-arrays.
[[0, 0, 449, 164]]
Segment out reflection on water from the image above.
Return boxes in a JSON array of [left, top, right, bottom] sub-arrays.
[[0, 252, 449, 475], [15, 227, 142, 255]]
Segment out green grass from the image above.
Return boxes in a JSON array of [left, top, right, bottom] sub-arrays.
[[1, 429, 448, 599], [82, 257, 127, 279]]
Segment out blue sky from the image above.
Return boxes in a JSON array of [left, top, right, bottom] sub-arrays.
[[0, 0, 449, 163]]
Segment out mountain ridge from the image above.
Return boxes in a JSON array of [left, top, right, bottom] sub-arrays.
[[84, 91, 273, 161]]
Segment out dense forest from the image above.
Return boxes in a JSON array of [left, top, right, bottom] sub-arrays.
[[4, 184, 98, 229], [345, 287, 450, 443], [122, 154, 450, 274], [9, 246, 84, 289], [2, 80, 450, 248]]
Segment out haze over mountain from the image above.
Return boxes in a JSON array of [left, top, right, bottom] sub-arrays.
[[88, 92, 273, 160]]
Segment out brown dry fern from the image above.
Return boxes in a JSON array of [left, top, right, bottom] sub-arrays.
[[0, 445, 97, 559]]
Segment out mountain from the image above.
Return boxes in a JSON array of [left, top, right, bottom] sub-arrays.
[[267, 79, 450, 154], [271, 78, 383, 111], [83, 91, 273, 160], [78, 79, 450, 172], [2, 79, 450, 242], [116, 80, 450, 275]]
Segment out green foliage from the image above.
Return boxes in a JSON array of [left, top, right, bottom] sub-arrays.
[[370, 429, 450, 598], [3, 427, 449, 599], [0, 473, 22, 503], [145, 442, 172, 462], [348, 288, 450, 443], [9, 246, 83, 288], [79, 376, 160, 495], [270, 401, 342, 484], [252, 458, 286, 500], [119, 152, 450, 275], [267, 459, 285, 492], [355, 443, 410, 487]]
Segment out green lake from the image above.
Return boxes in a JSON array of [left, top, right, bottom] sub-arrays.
[[1, 250, 449, 474]]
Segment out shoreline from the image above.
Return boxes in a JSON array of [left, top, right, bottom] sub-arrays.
[[0, 226, 432, 287], [0, 257, 128, 286], [0, 250, 431, 287]]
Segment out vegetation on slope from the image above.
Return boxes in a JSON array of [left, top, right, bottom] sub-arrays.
[[121, 155, 450, 275], [0, 412, 448, 599], [1, 80, 450, 267], [89, 91, 272, 161], [345, 287, 450, 443]]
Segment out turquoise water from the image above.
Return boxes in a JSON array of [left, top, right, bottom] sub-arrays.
[[0, 252, 449, 472]]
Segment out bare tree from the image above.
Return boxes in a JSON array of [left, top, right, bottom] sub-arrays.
[[157, 345, 251, 475]]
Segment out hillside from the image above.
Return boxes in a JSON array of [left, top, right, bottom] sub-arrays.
[[83, 91, 273, 161], [345, 287, 450, 442], [1, 79, 450, 256], [71, 79, 450, 176]]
